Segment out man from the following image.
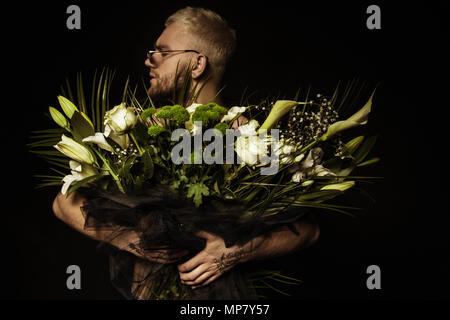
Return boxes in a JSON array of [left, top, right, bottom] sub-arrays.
[[53, 7, 320, 298]]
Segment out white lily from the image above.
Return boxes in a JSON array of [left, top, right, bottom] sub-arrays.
[[292, 171, 305, 183], [61, 160, 98, 195], [313, 165, 336, 177], [83, 132, 114, 152], [54, 135, 96, 165], [299, 148, 324, 171], [221, 106, 247, 123]]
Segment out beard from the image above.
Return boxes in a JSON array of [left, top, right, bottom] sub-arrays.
[[148, 64, 191, 105], [147, 73, 175, 104]]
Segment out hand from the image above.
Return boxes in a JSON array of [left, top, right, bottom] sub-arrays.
[[177, 231, 245, 289]]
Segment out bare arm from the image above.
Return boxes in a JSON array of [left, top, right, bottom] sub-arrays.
[[52, 192, 186, 262], [239, 215, 320, 263], [178, 215, 320, 288]]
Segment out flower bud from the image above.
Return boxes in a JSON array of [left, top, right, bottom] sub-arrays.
[[54, 135, 96, 165], [321, 181, 355, 191], [49, 106, 70, 130]]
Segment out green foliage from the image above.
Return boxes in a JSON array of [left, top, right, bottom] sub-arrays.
[[186, 180, 210, 207]]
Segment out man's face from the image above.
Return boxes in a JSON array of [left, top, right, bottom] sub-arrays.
[[145, 23, 195, 102]]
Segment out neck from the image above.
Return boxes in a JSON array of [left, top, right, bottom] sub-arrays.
[[191, 78, 224, 106]]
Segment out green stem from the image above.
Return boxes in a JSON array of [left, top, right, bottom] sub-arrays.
[[129, 132, 143, 156], [297, 137, 323, 155], [92, 148, 125, 194]]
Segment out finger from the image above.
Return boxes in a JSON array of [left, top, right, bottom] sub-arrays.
[[182, 270, 214, 286], [195, 230, 215, 240], [178, 254, 204, 273], [179, 264, 207, 282], [193, 273, 221, 289]]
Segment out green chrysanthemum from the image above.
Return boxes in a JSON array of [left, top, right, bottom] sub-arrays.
[[141, 107, 157, 119], [147, 125, 167, 137], [155, 105, 173, 119], [214, 122, 228, 135], [212, 105, 228, 115], [191, 103, 226, 127], [171, 104, 190, 126]]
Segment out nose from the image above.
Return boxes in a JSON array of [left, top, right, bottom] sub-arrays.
[[145, 51, 157, 68], [144, 57, 152, 68]]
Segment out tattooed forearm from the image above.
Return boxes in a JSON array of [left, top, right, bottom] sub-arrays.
[[213, 248, 245, 273]]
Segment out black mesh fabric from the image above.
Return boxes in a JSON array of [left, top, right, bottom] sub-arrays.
[[78, 184, 308, 300]]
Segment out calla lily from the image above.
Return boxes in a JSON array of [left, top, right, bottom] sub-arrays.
[[61, 160, 98, 195], [221, 106, 247, 123], [57, 95, 79, 119], [259, 100, 299, 131], [54, 135, 96, 165], [320, 90, 376, 141], [49, 106, 70, 130], [83, 132, 114, 152]]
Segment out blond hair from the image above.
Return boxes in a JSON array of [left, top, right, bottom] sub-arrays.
[[165, 7, 236, 79]]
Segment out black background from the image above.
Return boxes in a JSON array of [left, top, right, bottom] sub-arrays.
[[4, 0, 449, 303]]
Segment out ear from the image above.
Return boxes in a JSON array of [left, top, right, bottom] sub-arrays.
[[191, 54, 208, 79]]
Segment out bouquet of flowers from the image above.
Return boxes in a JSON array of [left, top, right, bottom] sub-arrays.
[[30, 68, 380, 299]]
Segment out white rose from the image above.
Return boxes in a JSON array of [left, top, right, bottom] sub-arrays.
[[104, 103, 138, 135]]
